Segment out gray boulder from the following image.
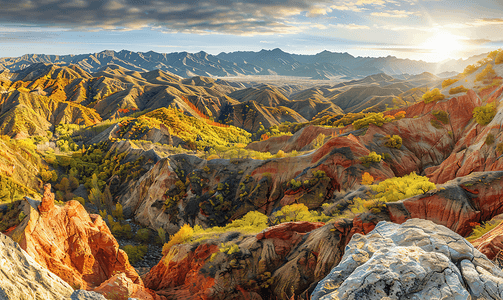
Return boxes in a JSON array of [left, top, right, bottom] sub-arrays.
[[0, 233, 73, 300], [311, 219, 503, 300], [70, 290, 107, 300]]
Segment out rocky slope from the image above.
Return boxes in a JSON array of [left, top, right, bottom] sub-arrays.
[[9, 184, 159, 300], [143, 221, 352, 300], [312, 219, 503, 300], [0, 232, 74, 300]]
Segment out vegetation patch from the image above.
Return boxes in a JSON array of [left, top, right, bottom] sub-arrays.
[[473, 103, 497, 125], [449, 86, 469, 95], [422, 88, 445, 103], [442, 78, 459, 89], [467, 220, 501, 242], [122, 245, 148, 265], [383, 135, 402, 149], [360, 152, 382, 167], [432, 110, 450, 124]]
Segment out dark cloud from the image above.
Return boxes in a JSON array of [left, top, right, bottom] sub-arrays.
[[0, 0, 333, 35]]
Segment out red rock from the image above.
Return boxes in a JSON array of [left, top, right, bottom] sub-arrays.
[[10, 187, 145, 294], [471, 220, 503, 260], [388, 172, 503, 236], [38, 183, 55, 212], [256, 221, 325, 241], [93, 273, 163, 300], [143, 243, 219, 299]]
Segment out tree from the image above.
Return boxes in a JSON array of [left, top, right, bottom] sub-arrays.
[[362, 172, 374, 185]]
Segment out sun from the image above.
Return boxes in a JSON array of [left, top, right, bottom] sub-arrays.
[[421, 31, 465, 62]]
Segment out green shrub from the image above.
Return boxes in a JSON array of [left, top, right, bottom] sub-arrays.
[[122, 245, 148, 265], [449, 86, 469, 95], [18, 211, 26, 222], [157, 227, 166, 244], [360, 152, 382, 167], [467, 220, 501, 242], [473, 103, 496, 125], [485, 133, 495, 145], [430, 119, 443, 129], [289, 179, 302, 189], [432, 110, 449, 124], [422, 88, 445, 103], [497, 143, 503, 154], [313, 133, 326, 149], [135, 228, 150, 242], [112, 203, 124, 221], [383, 135, 402, 149], [74, 197, 85, 206]]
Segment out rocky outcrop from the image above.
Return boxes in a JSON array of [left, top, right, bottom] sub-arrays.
[[143, 219, 382, 300], [387, 171, 503, 236], [0, 232, 74, 300], [312, 219, 503, 300], [119, 133, 395, 233], [9, 184, 158, 300], [472, 220, 503, 262]]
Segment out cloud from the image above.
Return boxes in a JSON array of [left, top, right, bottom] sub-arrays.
[[371, 10, 415, 18], [330, 4, 365, 12], [333, 23, 370, 29], [0, 0, 338, 36], [460, 38, 492, 45], [473, 18, 503, 26], [311, 24, 328, 29], [306, 6, 332, 17]]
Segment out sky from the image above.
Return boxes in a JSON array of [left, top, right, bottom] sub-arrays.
[[1, 0, 503, 62]]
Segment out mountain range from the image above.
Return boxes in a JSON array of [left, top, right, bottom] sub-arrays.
[[0, 48, 488, 80], [2, 49, 503, 299]]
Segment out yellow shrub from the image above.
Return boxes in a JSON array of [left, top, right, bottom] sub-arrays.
[[162, 224, 194, 255], [473, 103, 496, 125], [475, 64, 496, 82], [496, 51, 503, 65], [372, 172, 436, 203], [449, 86, 469, 95], [422, 88, 445, 103], [361, 172, 374, 185], [442, 78, 459, 89]]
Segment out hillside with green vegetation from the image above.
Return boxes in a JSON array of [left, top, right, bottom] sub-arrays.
[[3, 49, 503, 299]]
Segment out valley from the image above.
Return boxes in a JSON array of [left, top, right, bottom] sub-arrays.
[[1, 48, 503, 299]]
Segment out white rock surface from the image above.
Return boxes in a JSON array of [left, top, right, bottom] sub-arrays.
[[311, 219, 503, 300], [0, 233, 74, 300]]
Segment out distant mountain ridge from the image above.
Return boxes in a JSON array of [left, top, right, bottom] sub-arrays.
[[0, 49, 488, 80]]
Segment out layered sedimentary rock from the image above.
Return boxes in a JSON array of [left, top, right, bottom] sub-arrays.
[[472, 219, 503, 262], [143, 219, 382, 300], [312, 219, 503, 300], [9, 184, 158, 300], [387, 171, 503, 236]]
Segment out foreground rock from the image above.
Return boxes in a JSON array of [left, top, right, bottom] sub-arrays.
[[0, 232, 73, 299], [387, 171, 503, 236], [9, 184, 159, 300], [472, 219, 503, 263], [143, 219, 381, 300], [312, 219, 503, 300]]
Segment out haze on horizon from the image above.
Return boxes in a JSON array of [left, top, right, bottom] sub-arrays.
[[1, 0, 502, 63]]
